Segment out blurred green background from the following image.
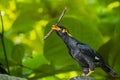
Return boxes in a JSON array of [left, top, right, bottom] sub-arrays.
[[0, 0, 120, 80]]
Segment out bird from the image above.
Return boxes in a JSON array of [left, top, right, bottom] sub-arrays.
[[52, 26, 117, 77]]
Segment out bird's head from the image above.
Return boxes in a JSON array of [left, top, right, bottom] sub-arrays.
[[52, 26, 72, 37]]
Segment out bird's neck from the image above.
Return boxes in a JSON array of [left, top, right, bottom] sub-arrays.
[[59, 34, 70, 43], [56, 31, 78, 49], [59, 34, 77, 49]]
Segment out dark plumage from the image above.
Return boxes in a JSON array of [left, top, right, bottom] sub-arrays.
[[52, 26, 116, 76]]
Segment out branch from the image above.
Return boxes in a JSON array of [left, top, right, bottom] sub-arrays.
[[0, 74, 27, 80], [42, 7, 67, 40], [54, 7, 67, 26], [70, 76, 94, 80], [0, 11, 10, 74]]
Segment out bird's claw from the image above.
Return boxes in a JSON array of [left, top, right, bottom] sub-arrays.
[[85, 70, 94, 76]]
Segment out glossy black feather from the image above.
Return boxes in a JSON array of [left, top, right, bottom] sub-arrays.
[[55, 26, 116, 76]]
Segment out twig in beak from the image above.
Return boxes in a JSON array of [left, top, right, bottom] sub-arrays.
[[42, 29, 53, 40], [54, 7, 67, 26], [42, 7, 67, 40]]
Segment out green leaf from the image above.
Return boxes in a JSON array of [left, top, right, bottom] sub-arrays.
[[29, 64, 80, 80], [10, 8, 41, 34], [11, 44, 25, 64], [23, 54, 48, 69]]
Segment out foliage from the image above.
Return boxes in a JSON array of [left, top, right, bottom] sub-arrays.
[[0, 0, 120, 80]]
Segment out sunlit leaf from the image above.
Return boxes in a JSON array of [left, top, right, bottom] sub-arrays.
[[11, 44, 25, 64]]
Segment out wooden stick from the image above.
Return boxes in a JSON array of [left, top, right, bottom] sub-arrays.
[[70, 76, 94, 80], [54, 7, 67, 26], [42, 29, 53, 40], [42, 7, 67, 40]]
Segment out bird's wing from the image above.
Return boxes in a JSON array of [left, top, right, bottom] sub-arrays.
[[77, 43, 103, 62]]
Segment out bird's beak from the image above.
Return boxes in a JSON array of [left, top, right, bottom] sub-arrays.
[[52, 26, 61, 31]]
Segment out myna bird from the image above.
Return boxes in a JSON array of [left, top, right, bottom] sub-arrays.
[[52, 26, 116, 77]]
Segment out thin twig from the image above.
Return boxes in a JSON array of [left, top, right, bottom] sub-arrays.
[[42, 29, 53, 40], [54, 7, 67, 26], [42, 7, 67, 40], [0, 11, 10, 74]]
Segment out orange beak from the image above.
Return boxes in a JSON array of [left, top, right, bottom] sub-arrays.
[[52, 26, 61, 31]]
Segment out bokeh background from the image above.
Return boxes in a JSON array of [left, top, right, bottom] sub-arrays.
[[0, 0, 120, 80]]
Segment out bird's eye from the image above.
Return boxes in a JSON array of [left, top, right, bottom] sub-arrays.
[[61, 29, 72, 37]]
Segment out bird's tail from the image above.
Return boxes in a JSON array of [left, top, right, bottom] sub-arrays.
[[101, 64, 116, 77]]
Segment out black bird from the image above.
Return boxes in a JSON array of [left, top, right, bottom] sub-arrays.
[[52, 26, 116, 77]]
